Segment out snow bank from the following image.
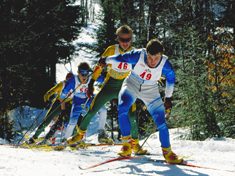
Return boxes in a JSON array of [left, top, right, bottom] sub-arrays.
[[0, 129, 235, 176]]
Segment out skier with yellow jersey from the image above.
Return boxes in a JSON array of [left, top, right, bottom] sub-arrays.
[[27, 73, 73, 144], [67, 25, 148, 155]]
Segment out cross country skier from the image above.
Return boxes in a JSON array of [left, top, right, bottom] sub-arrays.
[[86, 39, 183, 164], [67, 25, 148, 155], [61, 62, 93, 140], [40, 66, 107, 145], [27, 72, 73, 144]]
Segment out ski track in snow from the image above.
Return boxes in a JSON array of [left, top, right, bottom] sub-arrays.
[[1, 129, 235, 176]]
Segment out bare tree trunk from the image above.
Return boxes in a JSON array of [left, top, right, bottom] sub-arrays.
[[147, 1, 157, 40], [85, 0, 88, 26], [138, 0, 146, 46]]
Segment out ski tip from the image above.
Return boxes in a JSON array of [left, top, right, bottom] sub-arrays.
[[78, 166, 86, 170]]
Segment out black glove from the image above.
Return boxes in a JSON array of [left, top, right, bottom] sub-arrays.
[[157, 77, 166, 87], [98, 57, 107, 66], [87, 79, 95, 98], [164, 97, 172, 110]]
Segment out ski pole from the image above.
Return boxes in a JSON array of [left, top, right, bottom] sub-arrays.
[[16, 102, 52, 145], [135, 133, 152, 155]]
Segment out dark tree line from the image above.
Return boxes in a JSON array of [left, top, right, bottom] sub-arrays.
[[0, 0, 83, 140]]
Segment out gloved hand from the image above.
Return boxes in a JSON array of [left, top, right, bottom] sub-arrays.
[[98, 57, 107, 66], [43, 92, 51, 102], [87, 79, 95, 98], [164, 97, 172, 111], [158, 77, 166, 87], [164, 97, 172, 119]]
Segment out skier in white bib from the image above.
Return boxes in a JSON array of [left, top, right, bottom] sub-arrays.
[[60, 62, 93, 139], [103, 39, 183, 164]]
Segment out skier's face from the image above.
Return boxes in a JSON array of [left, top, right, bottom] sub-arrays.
[[147, 52, 162, 68], [78, 70, 89, 83], [118, 33, 132, 51]]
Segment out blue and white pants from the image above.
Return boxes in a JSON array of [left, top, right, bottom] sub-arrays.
[[64, 97, 89, 139], [118, 74, 170, 148]]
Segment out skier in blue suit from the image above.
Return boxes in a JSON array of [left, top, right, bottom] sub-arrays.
[[103, 38, 183, 164], [60, 62, 93, 139]]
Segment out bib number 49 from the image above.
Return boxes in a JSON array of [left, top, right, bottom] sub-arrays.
[[140, 71, 152, 80]]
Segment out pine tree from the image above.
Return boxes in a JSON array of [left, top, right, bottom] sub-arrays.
[[0, 112, 14, 142], [207, 27, 235, 138], [0, 0, 83, 137], [95, 0, 117, 55], [0, 0, 82, 107], [169, 0, 234, 139]]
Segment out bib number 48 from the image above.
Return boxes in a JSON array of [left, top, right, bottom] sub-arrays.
[[140, 71, 152, 80]]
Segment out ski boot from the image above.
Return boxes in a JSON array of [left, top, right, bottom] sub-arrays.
[[21, 137, 36, 148], [36, 139, 48, 145], [162, 146, 183, 164], [98, 129, 114, 144], [130, 138, 149, 155], [67, 128, 86, 146], [118, 136, 132, 157], [72, 141, 89, 149]]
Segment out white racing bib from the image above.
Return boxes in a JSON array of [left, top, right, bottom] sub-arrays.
[[132, 51, 167, 85], [106, 44, 132, 73], [71, 76, 90, 99]]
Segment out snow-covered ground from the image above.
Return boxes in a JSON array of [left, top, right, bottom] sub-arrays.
[[0, 128, 234, 176]]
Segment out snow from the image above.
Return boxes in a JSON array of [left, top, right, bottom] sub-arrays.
[[0, 128, 235, 176], [8, 106, 47, 132], [56, 22, 99, 83], [0, 138, 8, 145], [6, 104, 104, 145]]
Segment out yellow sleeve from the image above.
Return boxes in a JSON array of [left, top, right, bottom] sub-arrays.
[[92, 65, 103, 81], [44, 82, 64, 98], [101, 45, 116, 58], [92, 45, 116, 80]]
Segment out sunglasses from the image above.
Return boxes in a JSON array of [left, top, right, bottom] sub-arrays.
[[79, 69, 89, 76], [118, 37, 132, 43]]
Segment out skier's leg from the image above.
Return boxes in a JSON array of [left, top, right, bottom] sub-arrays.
[[146, 97, 170, 148], [64, 103, 83, 139], [31, 100, 61, 140], [68, 78, 122, 145], [146, 96, 183, 164], [97, 106, 113, 144], [79, 81, 118, 131], [118, 86, 136, 157]]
